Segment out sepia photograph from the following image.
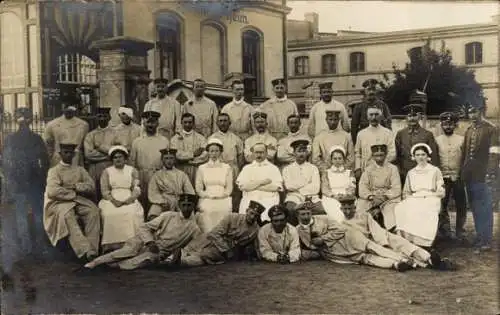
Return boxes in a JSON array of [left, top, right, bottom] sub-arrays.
[[0, 0, 498, 313]]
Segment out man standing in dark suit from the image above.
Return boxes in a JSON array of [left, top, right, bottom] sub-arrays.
[[462, 102, 499, 253]]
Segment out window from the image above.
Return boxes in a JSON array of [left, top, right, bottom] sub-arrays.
[[0, 12, 26, 89], [156, 12, 182, 81], [294, 56, 309, 76], [242, 29, 262, 96], [465, 42, 483, 65], [321, 54, 336, 74], [201, 22, 225, 85], [28, 25, 39, 87], [56, 53, 97, 84], [349, 52, 365, 73]]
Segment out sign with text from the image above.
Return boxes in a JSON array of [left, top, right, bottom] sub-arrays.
[[181, 1, 249, 24]]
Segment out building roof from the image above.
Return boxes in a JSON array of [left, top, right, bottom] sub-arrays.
[[288, 22, 497, 50]]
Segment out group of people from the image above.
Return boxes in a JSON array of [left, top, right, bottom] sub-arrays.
[[1, 76, 498, 292]]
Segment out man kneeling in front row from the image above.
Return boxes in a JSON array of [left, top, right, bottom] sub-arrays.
[[84, 194, 201, 270], [257, 205, 301, 264], [180, 200, 265, 266]]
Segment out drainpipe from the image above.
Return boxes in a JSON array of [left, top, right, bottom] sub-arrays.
[[282, 0, 288, 85]]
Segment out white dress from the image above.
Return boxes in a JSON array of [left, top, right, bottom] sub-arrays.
[[321, 167, 355, 223], [98, 165, 144, 246], [195, 160, 233, 233], [394, 164, 445, 247]]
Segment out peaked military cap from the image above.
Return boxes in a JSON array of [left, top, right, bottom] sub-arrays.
[[337, 194, 356, 206], [153, 78, 169, 84], [248, 200, 266, 214], [59, 143, 78, 151], [141, 110, 161, 120], [439, 112, 459, 123], [318, 81, 333, 90], [271, 78, 286, 87], [252, 111, 268, 120], [268, 205, 287, 218], [159, 148, 177, 156], [402, 104, 424, 116], [370, 144, 388, 154], [96, 107, 111, 116], [362, 78, 379, 89], [325, 109, 341, 117], [178, 193, 198, 205], [290, 139, 310, 151]]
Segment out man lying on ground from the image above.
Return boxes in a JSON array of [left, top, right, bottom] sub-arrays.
[[83, 194, 201, 270], [180, 200, 265, 266], [257, 205, 301, 264]]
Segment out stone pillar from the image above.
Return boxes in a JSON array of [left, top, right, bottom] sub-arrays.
[[91, 36, 154, 125]]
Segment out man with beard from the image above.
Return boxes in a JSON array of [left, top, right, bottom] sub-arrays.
[[220, 80, 254, 140], [44, 143, 101, 262], [276, 114, 311, 169], [170, 113, 208, 185], [83, 107, 114, 198], [83, 193, 201, 270], [394, 92, 439, 185], [1, 107, 49, 299], [182, 78, 219, 138], [308, 82, 349, 137], [244, 112, 278, 163], [180, 200, 265, 266], [354, 104, 395, 180], [147, 148, 195, 221], [112, 106, 142, 152], [357, 144, 401, 231], [257, 205, 301, 264], [311, 110, 354, 171], [282, 139, 323, 225], [351, 79, 392, 143], [130, 110, 170, 209], [143, 78, 182, 139], [258, 78, 299, 140], [44, 103, 89, 166], [435, 112, 466, 241], [462, 102, 499, 253], [296, 197, 416, 272]]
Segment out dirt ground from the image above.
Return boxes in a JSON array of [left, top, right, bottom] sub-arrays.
[[1, 213, 498, 315]]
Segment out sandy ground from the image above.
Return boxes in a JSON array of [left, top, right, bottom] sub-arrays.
[[1, 213, 498, 314]]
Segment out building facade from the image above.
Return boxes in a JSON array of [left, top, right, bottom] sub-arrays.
[[287, 13, 499, 119], [0, 0, 290, 119]]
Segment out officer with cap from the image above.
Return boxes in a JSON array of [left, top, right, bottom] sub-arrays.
[[350, 78, 392, 143], [394, 90, 439, 184], [462, 96, 499, 253], [308, 81, 350, 137], [258, 78, 299, 140], [244, 111, 278, 163]]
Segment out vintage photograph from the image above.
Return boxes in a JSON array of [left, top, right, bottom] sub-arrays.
[[0, 0, 498, 313]]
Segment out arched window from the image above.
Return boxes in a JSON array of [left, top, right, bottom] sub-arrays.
[[294, 56, 309, 76], [350, 52, 365, 73], [242, 29, 262, 96], [0, 12, 26, 89], [201, 21, 225, 85], [56, 53, 97, 84], [321, 54, 336, 74], [465, 42, 483, 65], [156, 12, 183, 81]]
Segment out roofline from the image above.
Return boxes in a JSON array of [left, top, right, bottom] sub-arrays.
[[288, 23, 497, 50]]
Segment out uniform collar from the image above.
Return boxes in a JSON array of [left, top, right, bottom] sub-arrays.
[[274, 95, 288, 102], [233, 97, 245, 105], [252, 159, 269, 166], [329, 165, 346, 173], [299, 217, 314, 228], [182, 129, 194, 136]]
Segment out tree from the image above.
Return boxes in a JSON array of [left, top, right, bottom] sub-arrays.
[[380, 39, 484, 116]]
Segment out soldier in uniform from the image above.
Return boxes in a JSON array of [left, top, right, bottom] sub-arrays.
[[308, 81, 349, 137], [350, 79, 392, 143], [258, 78, 299, 140], [394, 91, 439, 185], [462, 101, 499, 253], [182, 78, 219, 138]]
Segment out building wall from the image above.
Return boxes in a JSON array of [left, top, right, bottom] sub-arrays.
[[287, 20, 499, 119], [122, 1, 285, 97]]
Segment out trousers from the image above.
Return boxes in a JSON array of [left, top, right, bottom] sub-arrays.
[[465, 181, 494, 246]]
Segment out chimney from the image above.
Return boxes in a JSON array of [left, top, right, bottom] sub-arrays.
[[304, 12, 319, 37]]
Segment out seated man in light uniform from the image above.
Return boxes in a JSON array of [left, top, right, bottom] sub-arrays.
[[357, 144, 401, 231], [276, 114, 311, 170], [237, 143, 283, 222], [257, 205, 301, 264], [282, 139, 325, 226]]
